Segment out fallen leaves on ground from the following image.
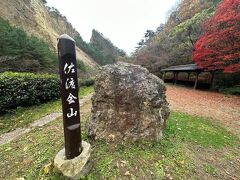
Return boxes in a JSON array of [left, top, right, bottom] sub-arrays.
[[166, 85, 240, 136]]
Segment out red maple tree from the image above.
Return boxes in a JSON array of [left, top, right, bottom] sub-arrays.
[[193, 0, 240, 73]]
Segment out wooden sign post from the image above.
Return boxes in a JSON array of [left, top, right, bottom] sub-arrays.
[[58, 34, 82, 159]]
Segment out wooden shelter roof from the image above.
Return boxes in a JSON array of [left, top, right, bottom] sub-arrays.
[[161, 64, 200, 72]]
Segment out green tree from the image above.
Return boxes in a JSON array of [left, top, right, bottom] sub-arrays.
[[0, 17, 57, 72]]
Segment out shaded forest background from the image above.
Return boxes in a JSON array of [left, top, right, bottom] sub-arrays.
[[0, 0, 239, 94], [133, 0, 239, 94], [134, 0, 222, 72]]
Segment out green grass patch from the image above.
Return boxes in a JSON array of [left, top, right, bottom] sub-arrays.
[[203, 164, 217, 175], [88, 139, 194, 179], [0, 86, 94, 135], [79, 86, 94, 99], [0, 118, 65, 179], [0, 110, 239, 179], [0, 100, 60, 134], [166, 111, 239, 148]]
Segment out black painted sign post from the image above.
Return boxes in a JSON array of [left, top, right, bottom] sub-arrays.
[[58, 34, 82, 159]]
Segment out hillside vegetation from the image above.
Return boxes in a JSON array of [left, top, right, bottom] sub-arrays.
[[0, 0, 98, 71], [90, 29, 126, 64], [75, 34, 120, 66], [0, 0, 128, 71], [0, 17, 57, 73], [0, 17, 89, 74], [134, 0, 221, 72]]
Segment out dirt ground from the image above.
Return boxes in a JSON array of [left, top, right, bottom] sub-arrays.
[[166, 85, 240, 136]]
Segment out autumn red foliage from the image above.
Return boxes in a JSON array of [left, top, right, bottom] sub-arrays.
[[193, 0, 240, 73]]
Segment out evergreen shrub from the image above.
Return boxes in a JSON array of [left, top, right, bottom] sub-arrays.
[[0, 72, 60, 114]]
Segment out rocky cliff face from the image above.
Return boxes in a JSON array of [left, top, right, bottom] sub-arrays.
[[90, 29, 126, 60], [0, 0, 97, 69]]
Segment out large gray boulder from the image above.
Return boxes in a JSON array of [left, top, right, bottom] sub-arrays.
[[86, 62, 169, 142]]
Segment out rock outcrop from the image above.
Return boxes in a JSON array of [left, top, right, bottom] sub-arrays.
[[86, 62, 170, 142], [90, 29, 126, 62]]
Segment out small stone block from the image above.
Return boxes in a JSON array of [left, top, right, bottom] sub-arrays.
[[54, 141, 92, 179]]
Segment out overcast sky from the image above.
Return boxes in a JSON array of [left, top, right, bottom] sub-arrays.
[[46, 0, 179, 54]]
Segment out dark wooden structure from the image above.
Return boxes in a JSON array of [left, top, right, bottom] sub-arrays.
[[161, 64, 214, 89], [58, 34, 82, 159]]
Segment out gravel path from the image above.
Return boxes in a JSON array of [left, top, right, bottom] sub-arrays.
[[166, 85, 240, 136], [0, 94, 93, 145]]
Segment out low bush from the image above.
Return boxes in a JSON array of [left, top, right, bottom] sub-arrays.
[[79, 78, 95, 87], [0, 72, 60, 114], [222, 86, 240, 95], [76, 59, 87, 72], [213, 71, 240, 95]]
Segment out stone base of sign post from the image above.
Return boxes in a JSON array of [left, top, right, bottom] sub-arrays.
[[54, 141, 92, 179]]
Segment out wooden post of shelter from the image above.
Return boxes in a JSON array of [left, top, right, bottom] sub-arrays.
[[174, 72, 179, 85], [194, 72, 200, 90], [162, 71, 166, 82], [210, 71, 215, 89], [187, 72, 190, 81], [172, 72, 175, 84]]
